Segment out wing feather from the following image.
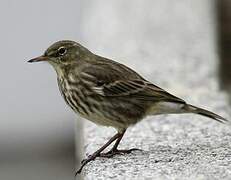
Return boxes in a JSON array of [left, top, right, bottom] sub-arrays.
[[80, 64, 185, 104], [93, 79, 185, 103]]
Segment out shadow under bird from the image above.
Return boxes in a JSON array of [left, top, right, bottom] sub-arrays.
[[28, 40, 229, 175]]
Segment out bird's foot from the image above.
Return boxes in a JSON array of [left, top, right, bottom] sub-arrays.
[[75, 148, 142, 175], [76, 152, 101, 176], [100, 148, 142, 158]]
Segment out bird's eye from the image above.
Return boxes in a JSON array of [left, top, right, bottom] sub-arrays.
[[58, 47, 67, 56]]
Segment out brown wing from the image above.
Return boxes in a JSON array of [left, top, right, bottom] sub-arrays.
[[80, 57, 185, 104], [98, 79, 185, 103]]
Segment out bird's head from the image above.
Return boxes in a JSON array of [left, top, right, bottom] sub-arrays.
[[28, 40, 92, 69]]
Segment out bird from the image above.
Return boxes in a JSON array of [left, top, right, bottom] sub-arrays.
[[28, 40, 229, 175]]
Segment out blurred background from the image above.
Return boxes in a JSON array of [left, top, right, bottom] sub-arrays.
[[0, 1, 81, 180], [0, 0, 230, 180]]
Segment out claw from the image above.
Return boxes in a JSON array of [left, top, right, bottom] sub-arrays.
[[76, 154, 98, 175], [75, 130, 131, 175], [75, 148, 143, 175], [100, 148, 142, 158], [81, 154, 93, 164]]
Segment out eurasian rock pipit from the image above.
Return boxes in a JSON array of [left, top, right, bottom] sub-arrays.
[[28, 40, 229, 175]]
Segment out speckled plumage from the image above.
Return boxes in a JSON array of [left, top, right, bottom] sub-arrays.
[[28, 40, 229, 174]]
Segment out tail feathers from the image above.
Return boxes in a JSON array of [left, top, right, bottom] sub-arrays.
[[185, 104, 230, 124]]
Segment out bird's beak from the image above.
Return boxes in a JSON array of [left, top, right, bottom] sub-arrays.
[[28, 55, 48, 63]]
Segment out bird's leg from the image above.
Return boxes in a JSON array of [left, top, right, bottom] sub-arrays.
[[100, 130, 142, 158], [75, 131, 122, 175]]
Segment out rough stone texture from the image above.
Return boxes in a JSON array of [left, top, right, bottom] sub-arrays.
[[77, 0, 231, 179], [76, 118, 84, 180]]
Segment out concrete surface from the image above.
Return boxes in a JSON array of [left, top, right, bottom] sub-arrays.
[[76, 117, 84, 180], [77, 0, 231, 179]]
